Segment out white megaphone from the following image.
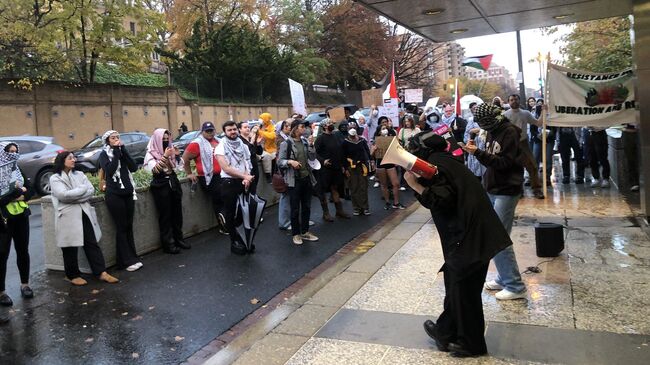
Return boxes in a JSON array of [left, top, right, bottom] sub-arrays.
[[381, 137, 438, 179]]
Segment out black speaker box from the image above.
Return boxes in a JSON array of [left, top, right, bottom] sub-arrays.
[[534, 223, 564, 257]]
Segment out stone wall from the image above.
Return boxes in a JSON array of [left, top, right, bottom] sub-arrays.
[[0, 81, 325, 149], [42, 177, 279, 272]]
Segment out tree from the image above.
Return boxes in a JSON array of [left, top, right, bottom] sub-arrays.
[[318, 0, 392, 90], [391, 29, 445, 97], [166, 21, 297, 101], [0, 0, 165, 85], [59, 0, 164, 83], [548, 16, 632, 72], [0, 0, 71, 88]]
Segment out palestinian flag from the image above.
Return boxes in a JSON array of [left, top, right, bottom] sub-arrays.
[[462, 55, 493, 71]]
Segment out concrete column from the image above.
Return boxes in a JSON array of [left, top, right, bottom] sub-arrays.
[[34, 102, 52, 137], [190, 103, 200, 130], [167, 90, 178, 133], [633, 0, 650, 222], [110, 86, 125, 132]]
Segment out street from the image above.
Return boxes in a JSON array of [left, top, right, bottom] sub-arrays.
[[0, 190, 413, 364]]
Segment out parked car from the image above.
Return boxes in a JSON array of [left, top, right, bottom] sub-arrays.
[[73, 132, 150, 173], [173, 130, 200, 156], [0, 136, 65, 196], [305, 112, 327, 125]]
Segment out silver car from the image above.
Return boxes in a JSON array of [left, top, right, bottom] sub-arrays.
[[0, 136, 65, 196]]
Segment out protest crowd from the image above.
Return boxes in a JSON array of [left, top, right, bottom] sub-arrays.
[[0, 93, 640, 352]]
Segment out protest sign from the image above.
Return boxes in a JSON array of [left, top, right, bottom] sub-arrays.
[[404, 89, 423, 103], [288, 78, 307, 116]]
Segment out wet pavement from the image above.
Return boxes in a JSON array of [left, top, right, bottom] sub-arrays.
[[228, 177, 650, 365], [0, 189, 414, 364]]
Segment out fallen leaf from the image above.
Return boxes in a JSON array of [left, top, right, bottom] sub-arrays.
[[81, 302, 88, 306], [250, 298, 260, 305], [174, 336, 185, 342], [121, 312, 128, 316], [131, 353, 140, 359], [85, 337, 94, 343], [170, 347, 176, 351], [131, 315, 143, 321], [178, 264, 185, 268], [91, 289, 101, 295], [57, 298, 65, 304], [148, 306, 155, 311]]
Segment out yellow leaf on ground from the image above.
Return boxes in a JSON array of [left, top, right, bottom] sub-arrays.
[[174, 336, 185, 342], [250, 298, 260, 305]]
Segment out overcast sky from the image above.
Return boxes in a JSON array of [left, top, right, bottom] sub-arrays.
[[457, 26, 572, 90]]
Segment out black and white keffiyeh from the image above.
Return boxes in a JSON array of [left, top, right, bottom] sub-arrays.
[[0, 141, 24, 197], [221, 137, 252, 174], [102, 130, 137, 200]]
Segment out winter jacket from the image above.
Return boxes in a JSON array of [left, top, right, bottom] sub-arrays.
[[474, 121, 524, 196]]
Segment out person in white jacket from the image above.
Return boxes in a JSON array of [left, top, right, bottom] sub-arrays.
[[50, 151, 118, 286]]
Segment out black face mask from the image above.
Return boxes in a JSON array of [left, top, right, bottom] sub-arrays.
[[162, 141, 169, 150], [326, 124, 335, 132]]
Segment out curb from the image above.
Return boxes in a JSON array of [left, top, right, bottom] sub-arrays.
[[185, 202, 423, 365]]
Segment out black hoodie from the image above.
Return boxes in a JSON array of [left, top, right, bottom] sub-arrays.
[[474, 121, 524, 196], [415, 150, 513, 279]]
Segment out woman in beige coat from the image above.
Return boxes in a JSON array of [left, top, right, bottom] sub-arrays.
[[49, 151, 118, 286]]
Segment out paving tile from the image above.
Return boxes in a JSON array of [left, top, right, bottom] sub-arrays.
[[384, 222, 427, 240], [346, 238, 407, 274], [379, 346, 538, 365], [272, 304, 339, 337], [285, 338, 389, 365], [344, 225, 444, 314], [232, 333, 308, 365], [571, 262, 650, 335], [307, 271, 372, 307]]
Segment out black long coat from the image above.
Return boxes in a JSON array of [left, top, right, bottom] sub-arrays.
[[415, 151, 512, 280]]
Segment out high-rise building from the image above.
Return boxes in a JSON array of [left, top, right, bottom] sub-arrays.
[[432, 42, 466, 87], [465, 63, 516, 90]]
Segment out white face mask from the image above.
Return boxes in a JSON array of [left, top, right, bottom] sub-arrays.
[[372, 110, 379, 117], [381, 129, 388, 136]]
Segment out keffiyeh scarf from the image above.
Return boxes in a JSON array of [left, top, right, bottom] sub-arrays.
[[102, 130, 137, 200], [221, 137, 252, 174], [194, 135, 216, 184], [0, 141, 24, 197]]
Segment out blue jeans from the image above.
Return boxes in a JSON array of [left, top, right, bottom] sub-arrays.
[[488, 194, 526, 293], [278, 192, 291, 229]]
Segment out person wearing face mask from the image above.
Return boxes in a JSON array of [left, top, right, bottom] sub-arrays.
[[315, 119, 351, 221], [441, 105, 467, 147], [0, 142, 34, 307], [373, 118, 404, 210], [144, 128, 188, 255], [460, 103, 528, 301], [342, 128, 373, 215], [367, 105, 380, 142]]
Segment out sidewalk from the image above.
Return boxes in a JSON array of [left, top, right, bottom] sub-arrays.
[[221, 184, 650, 365]]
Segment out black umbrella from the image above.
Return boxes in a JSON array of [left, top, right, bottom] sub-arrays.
[[234, 192, 267, 251]]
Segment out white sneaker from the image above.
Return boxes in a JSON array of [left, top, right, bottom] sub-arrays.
[[126, 263, 141, 272], [292, 235, 303, 245], [601, 179, 610, 188], [590, 179, 601, 188], [399, 186, 406, 191], [135, 262, 143, 269], [484, 280, 503, 290], [495, 288, 527, 300], [309, 220, 315, 226], [369, 176, 376, 181], [631, 185, 640, 192], [301, 232, 319, 241], [373, 182, 380, 188]]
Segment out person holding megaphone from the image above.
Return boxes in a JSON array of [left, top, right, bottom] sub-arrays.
[[401, 131, 513, 358]]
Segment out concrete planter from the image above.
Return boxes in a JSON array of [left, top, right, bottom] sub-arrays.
[[42, 176, 279, 272]]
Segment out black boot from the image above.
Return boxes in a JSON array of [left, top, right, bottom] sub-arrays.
[[231, 241, 247, 255], [163, 240, 181, 254], [175, 239, 191, 249]]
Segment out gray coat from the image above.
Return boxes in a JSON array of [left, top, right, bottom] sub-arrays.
[[277, 136, 317, 187], [50, 171, 102, 248]]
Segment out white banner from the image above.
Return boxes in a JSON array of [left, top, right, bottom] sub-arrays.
[[288, 78, 307, 116], [547, 64, 636, 127], [404, 88, 423, 103]]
